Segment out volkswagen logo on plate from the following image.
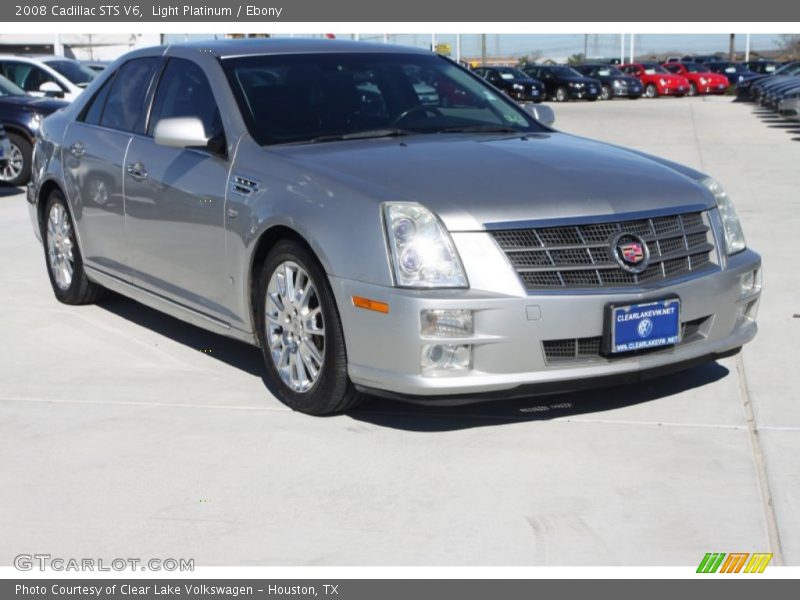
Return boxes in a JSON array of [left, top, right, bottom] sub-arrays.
[[637, 318, 654, 338], [610, 232, 650, 274]]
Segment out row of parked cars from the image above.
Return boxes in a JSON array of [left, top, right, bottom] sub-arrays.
[[471, 58, 787, 104], [0, 54, 108, 186], [735, 61, 800, 123]]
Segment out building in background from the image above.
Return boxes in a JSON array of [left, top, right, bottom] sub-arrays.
[[0, 34, 161, 60]]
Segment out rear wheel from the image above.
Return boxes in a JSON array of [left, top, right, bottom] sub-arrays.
[[645, 83, 658, 98], [688, 82, 698, 97], [0, 133, 31, 187], [42, 190, 106, 305], [554, 87, 568, 102], [256, 239, 363, 415], [601, 85, 612, 101]]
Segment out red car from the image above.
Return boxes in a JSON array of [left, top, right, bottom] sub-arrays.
[[620, 63, 689, 98], [662, 62, 729, 96]]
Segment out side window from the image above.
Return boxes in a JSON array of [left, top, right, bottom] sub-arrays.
[[100, 57, 159, 133], [81, 73, 116, 125], [0, 61, 61, 93], [148, 58, 225, 155]]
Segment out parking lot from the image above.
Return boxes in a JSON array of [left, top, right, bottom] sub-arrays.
[[0, 95, 798, 566]]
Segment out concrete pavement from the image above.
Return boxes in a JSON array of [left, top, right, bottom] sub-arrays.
[[0, 96, 797, 566]]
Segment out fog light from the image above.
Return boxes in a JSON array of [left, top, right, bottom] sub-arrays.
[[421, 344, 472, 371], [740, 268, 762, 297], [420, 309, 474, 337]]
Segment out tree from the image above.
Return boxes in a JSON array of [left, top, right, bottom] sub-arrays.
[[516, 51, 542, 68], [567, 53, 586, 65], [776, 34, 800, 60]]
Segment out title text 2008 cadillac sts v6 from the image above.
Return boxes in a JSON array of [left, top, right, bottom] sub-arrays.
[[27, 39, 762, 414]]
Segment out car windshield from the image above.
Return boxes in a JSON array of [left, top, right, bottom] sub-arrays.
[[223, 52, 545, 146], [596, 66, 623, 76], [642, 64, 669, 75], [681, 63, 707, 73], [0, 75, 27, 96], [496, 68, 529, 80], [44, 59, 97, 86], [547, 66, 582, 77]]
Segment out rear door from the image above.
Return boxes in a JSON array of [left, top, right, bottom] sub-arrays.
[[61, 57, 160, 280], [124, 57, 232, 319]]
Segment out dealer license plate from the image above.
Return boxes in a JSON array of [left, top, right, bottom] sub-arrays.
[[606, 298, 681, 354]]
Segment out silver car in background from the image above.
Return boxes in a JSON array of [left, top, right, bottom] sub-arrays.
[[28, 39, 762, 414]]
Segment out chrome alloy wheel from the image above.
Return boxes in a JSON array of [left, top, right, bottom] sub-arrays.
[[46, 203, 75, 291], [0, 143, 23, 182], [265, 261, 326, 393]]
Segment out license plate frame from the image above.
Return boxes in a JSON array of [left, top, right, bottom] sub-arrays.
[[602, 296, 681, 355]]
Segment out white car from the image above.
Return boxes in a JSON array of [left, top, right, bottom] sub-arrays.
[[0, 55, 96, 102]]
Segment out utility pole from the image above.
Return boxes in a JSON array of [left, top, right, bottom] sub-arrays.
[[620, 33, 625, 64], [629, 34, 635, 63], [481, 33, 487, 67], [729, 33, 736, 61], [456, 33, 461, 62], [745, 33, 751, 62], [584, 33, 588, 59]]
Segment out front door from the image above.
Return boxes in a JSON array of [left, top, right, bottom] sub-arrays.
[[124, 57, 232, 320]]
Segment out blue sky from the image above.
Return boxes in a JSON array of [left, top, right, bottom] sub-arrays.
[[165, 33, 785, 60]]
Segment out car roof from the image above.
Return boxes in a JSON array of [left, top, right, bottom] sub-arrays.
[[163, 38, 431, 59]]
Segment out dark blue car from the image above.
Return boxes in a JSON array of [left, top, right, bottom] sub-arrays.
[[0, 75, 67, 186]]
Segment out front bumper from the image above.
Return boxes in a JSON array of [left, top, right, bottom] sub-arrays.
[[612, 85, 643, 97], [568, 88, 600, 99], [660, 84, 687, 95], [332, 241, 761, 401]]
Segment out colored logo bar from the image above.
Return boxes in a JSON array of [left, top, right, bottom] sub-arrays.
[[697, 553, 773, 573]]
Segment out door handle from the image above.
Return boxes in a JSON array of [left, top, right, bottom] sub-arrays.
[[68, 142, 85, 158], [126, 162, 148, 182]]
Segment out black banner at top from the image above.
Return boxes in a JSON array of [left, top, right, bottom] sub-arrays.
[[1, 0, 799, 22]]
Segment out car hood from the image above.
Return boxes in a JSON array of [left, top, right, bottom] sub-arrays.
[[562, 76, 599, 85], [276, 132, 713, 231], [0, 95, 67, 113]]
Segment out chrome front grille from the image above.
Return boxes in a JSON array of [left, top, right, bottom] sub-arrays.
[[490, 211, 716, 290]]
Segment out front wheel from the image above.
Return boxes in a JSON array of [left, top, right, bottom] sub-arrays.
[[601, 85, 612, 101], [688, 82, 698, 97], [645, 84, 658, 98], [256, 239, 363, 415], [554, 87, 568, 102], [42, 190, 106, 304]]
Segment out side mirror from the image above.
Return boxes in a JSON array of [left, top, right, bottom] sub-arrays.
[[526, 104, 555, 127], [39, 81, 64, 98], [153, 117, 209, 149]]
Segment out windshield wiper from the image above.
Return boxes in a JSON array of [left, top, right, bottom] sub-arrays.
[[306, 128, 416, 144]]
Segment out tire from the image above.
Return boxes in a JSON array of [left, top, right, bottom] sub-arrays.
[[42, 190, 106, 305], [645, 83, 658, 98], [601, 85, 612, 101], [0, 133, 32, 187], [554, 87, 568, 102], [255, 239, 363, 415], [688, 82, 698, 97]]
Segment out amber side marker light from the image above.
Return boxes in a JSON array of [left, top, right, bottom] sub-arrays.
[[352, 296, 390, 314]]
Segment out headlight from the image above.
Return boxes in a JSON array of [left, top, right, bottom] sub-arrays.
[[512, 83, 524, 90], [613, 79, 624, 87], [699, 77, 707, 85], [701, 178, 746, 255], [569, 82, 582, 88], [383, 202, 468, 288], [659, 78, 667, 86]]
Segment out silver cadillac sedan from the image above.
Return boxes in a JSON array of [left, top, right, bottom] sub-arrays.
[[27, 39, 762, 414]]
